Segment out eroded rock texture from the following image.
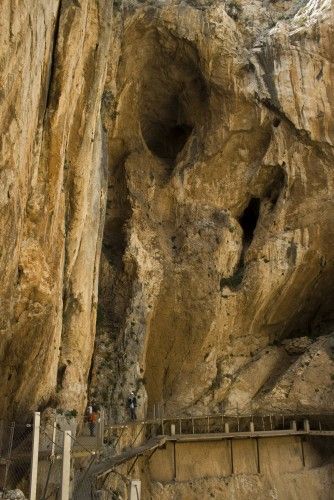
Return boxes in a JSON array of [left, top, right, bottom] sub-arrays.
[[92, 0, 334, 419], [0, 0, 333, 427], [0, 0, 113, 417]]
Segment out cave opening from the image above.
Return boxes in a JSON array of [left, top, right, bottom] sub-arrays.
[[239, 197, 261, 245], [139, 41, 208, 170], [220, 197, 261, 291], [143, 93, 194, 164]]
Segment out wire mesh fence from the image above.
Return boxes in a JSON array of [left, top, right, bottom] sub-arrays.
[[0, 419, 33, 498], [1, 408, 333, 499], [0, 412, 105, 499]]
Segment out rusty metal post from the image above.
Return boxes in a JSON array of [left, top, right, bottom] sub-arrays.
[[230, 439, 234, 474], [256, 438, 261, 473], [300, 436, 305, 467]]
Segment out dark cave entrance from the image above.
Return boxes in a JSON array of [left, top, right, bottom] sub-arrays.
[[139, 46, 208, 171], [220, 197, 261, 291], [144, 94, 194, 164], [239, 197, 261, 246]]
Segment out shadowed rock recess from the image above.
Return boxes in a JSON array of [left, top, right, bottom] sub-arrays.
[[0, 0, 334, 496]]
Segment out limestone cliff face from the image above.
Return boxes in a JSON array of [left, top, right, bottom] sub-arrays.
[[0, 0, 113, 417], [93, 0, 334, 418], [0, 0, 333, 423]]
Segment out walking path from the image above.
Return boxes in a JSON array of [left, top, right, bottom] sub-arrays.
[[93, 414, 334, 474]]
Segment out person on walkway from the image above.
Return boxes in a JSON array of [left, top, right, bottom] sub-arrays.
[[86, 402, 93, 416], [127, 391, 137, 421], [88, 408, 98, 436]]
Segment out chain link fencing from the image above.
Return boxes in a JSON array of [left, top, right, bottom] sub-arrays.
[[0, 418, 33, 498]]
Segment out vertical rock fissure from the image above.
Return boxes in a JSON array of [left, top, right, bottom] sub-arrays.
[[89, 156, 135, 406], [220, 197, 261, 290], [45, 0, 63, 113]]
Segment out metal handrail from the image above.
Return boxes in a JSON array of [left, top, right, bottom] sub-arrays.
[[104, 412, 334, 435]]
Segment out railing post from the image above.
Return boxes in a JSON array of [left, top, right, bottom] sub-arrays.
[[29, 412, 40, 500], [61, 430, 72, 500], [250, 421, 255, 433], [51, 415, 57, 458], [224, 422, 230, 434], [237, 404, 240, 432], [303, 419, 310, 432], [129, 479, 141, 500], [4, 422, 15, 492], [291, 420, 297, 431], [97, 408, 105, 448]]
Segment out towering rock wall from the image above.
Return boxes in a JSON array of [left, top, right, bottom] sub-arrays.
[[93, 0, 334, 418], [0, 0, 333, 425], [0, 0, 113, 417]]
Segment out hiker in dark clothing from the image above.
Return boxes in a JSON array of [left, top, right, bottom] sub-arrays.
[[127, 392, 137, 420], [88, 410, 97, 436]]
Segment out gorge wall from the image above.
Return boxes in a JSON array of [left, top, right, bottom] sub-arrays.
[[0, 0, 333, 430], [92, 0, 334, 420]]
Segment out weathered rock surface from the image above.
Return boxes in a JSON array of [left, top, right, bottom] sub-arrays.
[[150, 465, 334, 500], [0, 0, 333, 431], [1, 0, 334, 498], [92, 0, 334, 421], [0, 0, 113, 417]]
